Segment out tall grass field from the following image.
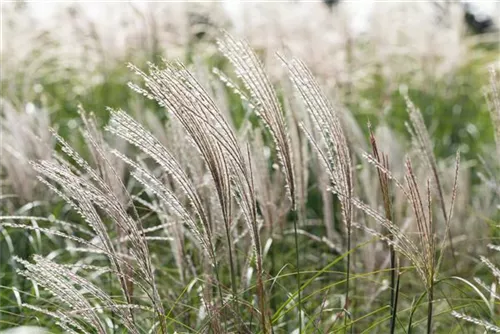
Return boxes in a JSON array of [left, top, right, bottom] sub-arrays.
[[1, 2, 500, 333]]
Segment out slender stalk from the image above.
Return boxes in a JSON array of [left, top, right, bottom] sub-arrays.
[[256, 253, 269, 333], [270, 234, 278, 314], [387, 195, 397, 333], [344, 223, 352, 334], [427, 175, 436, 334], [388, 245, 397, 333], [293, 212, 302, 333], [427, 277, 434, 334], [345, 165, 354, 334], [369, 125, 399, 333], [390, 268, 401, 334]]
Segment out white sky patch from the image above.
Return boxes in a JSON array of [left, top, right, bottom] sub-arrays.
[[24, 0, 500, 29]]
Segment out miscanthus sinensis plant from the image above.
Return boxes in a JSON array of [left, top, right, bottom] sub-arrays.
[[450, 68, 500, 333], [1, 33, 496, 333]]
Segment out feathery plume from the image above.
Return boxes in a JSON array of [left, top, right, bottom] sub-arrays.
[[119, 58, 269, 331], [31, 127, 167, 332], [218, 32, 296, 209], [280, 55, 354, 330], [451, 311, 500, 333], [280, 56, 353, 230], [403, 94, 457, 265]]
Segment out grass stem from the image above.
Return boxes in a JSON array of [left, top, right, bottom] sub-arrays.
[[293, 212, 302, 333]]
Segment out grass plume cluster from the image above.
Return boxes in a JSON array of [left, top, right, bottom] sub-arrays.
[[0, 26, 499, 334]]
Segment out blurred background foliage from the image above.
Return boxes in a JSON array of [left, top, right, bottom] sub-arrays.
[[2, 1, 497, 160]]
